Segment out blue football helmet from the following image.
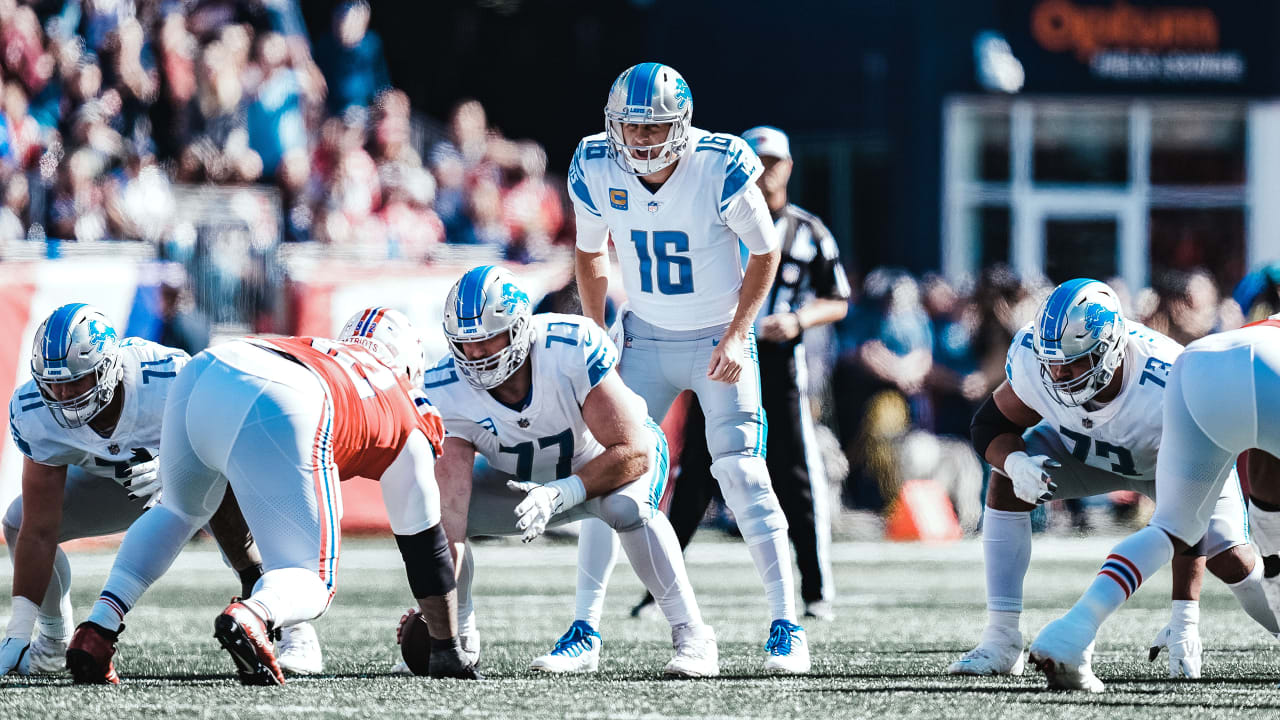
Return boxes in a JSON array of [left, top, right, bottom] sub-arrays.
[[30, 303, 124, 428], [604, 62, 693, 176], [338, 306, 427, 387], [1032, 278, 1127, 407], [442, 266, 533, 390]]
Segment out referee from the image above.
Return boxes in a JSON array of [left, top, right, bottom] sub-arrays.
[[632, 126, 852, 621]]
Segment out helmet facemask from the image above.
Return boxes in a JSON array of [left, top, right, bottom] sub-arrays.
[[448, 312, 533, 390], [35, 353, 123, 429], [1036, 336, 1125, 408], [604, 115, 690, 176]]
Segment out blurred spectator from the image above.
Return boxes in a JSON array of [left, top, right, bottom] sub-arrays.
[[106, 148, 174, 242], [247, 31, 305, 178], [157, 267, 211, 356], [833, 269, 934, 510], [501, 142, 563, 256], [313, 0, 388, 115], [0, 171, 27, 245], [455, 176, 511, 248], [1141, 268, 1241, 346], [368, 88, 419, 172], [379, 164, 443, 261], [922, 273, 985, 438], [3, 82, 44, 169]]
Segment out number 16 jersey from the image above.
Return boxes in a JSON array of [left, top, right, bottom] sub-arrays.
[[568, 127, 774, 331], [1005, 320, 1182, 482]]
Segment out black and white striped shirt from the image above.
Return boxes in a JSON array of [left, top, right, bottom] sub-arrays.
[[756, 204, 852, 331]]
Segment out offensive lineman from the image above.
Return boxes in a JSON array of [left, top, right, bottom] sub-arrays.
[[565, 62, 807, 674], [418, 265, 718, 677], [1030, 315, 1280, 691], [64, 308, 477, 684], [0, 304, 319, 677], [951, 279, 1278, 681]]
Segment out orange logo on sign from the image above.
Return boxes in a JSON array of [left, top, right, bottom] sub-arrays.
[[1031, 0, 1219, 60]]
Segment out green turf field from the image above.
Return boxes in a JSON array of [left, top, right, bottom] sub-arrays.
[[3, 534, 1279, 719]]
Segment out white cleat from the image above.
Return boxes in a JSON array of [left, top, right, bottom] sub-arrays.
[[762, 619, 811, 674], [1029, 617, 1105, 693], [804, 600, 836, 622], [276, 622, 324, 675], [28, 634, 68, 674], [1148, 622, 1202, 679], [948, 626, 1025, 676], [530, 621, 600, 673], [664, 623, 719, 678]]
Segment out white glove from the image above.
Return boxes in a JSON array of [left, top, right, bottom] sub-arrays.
[[0, 636, 32, 676], [1148, 622, 1202, 679], [121, 466, 162, 501], [1003, 451, 1060, 505], [508, 476, 586, 543]]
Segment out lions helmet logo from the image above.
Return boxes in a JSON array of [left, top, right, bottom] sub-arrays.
[[87, 319, 117, 352], [674, 78, 691, 109], [1083, 303, 1118, 339], [498, 282, 530, 316]]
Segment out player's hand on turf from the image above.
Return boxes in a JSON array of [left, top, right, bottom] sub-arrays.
[[757, 313, 801, 343], [508, 480, 563, 543], [1003, 451, 1060, 505], [708, 333, 746, 384], [0, 636, 32, 676], [1148, 622, 1202, 678]]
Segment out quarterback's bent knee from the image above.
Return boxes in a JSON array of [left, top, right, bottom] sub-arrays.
[[710, 455, 788, 536]]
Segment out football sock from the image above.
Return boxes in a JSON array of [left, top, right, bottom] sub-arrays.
[[1226, 560, 1280, 637], [1063, 526, 1174, 635], [456, 542, 477, 639], [247, 568, 331, 627], [575, 517, 619, 628], [3, 521, 72, 640], [746, 527, 798, 623], [983, 508, 1032, 623], [87, 505, 199, 632], [617, 514, 702, 629]]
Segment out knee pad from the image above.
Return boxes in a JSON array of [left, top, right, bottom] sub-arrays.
[[2, 496, 21, 542], [596, 491, 649, 533], [710, 455, 788, 538]]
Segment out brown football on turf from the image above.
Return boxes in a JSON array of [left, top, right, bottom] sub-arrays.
[[399, 611, 432, 676]]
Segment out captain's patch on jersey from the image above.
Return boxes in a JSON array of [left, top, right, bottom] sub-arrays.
[[609, 188, 628, 210]]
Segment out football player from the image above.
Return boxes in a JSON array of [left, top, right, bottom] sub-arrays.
[[1030, 314, 1280, 691], [0, 304, 319, 677], [419, 266, 718, 677], [952, 280, 1277, 682], [566, 62, 808, 674], [64, 308, 476, 684]]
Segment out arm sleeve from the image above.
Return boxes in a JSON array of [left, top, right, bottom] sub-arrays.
[[378, 430, 442, 535], [724, 183, 778, 255], [808, 221, 853, 301]]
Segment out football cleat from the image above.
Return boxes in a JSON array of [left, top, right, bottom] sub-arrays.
[[1028, 617, 1105, 693], [664, 623, 719, 678], [66, 621, 122, 685], [763, 619, 811, 674], [529, 621, 601, 673], [28, 634, 68, 675], [276, 622, 323, 675], [948, 626, 1025, 676], [213, 601, 284, 686], [1149, 622, 1202, 679], [804, 600, 836, 622]]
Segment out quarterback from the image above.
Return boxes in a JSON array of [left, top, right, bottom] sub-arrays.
[[567, 62, 808, 674]]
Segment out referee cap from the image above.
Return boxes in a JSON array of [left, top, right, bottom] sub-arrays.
[[743, 126, 790, 160]]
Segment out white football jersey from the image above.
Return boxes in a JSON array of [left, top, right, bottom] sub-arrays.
[[8, 338, 189, 486], [1005, 320, 1181, 482], [423, 313, 644, 483], [569, 127, 768, 331]]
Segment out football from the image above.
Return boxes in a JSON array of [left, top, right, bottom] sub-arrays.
[[397, 609, 432, 676]]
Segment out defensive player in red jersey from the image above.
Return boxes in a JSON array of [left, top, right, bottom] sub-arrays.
[[64, 308, 478, 684]]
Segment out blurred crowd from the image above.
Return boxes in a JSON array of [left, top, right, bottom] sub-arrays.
[[826, 263, 1258, 534], [0, 0, 567, 262]]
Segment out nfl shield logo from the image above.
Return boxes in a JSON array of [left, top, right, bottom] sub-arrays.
[[647, 201, 661, 213], [518, 418, 530, 428], [108, 443, 120, 455], [1082, 418, 1093, 429]]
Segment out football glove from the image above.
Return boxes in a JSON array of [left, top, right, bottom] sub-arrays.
[[1149, 622, 1202, 679], [1003, 451, 1060, 505]]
